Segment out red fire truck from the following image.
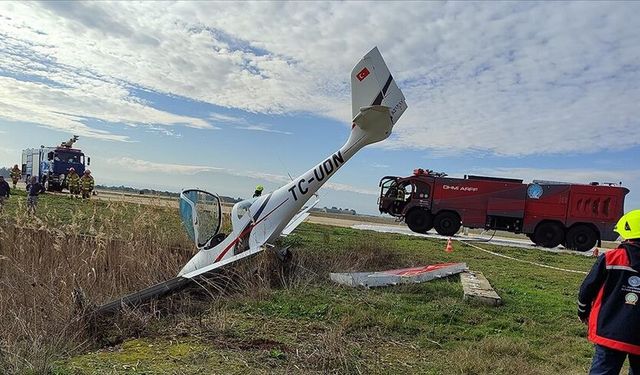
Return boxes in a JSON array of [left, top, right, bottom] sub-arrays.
[[378, 169, 629, 251]]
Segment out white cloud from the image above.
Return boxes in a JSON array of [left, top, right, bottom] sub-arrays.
[[0, 2, 638, 154], [0, 146, 16, 155], [208, 112, 246, 124], [236, 125, 292, 135], [464, 166, 640, 211], [106, 157, 223, 175], [105, 157, 376, 195], [324, 182, 378, 196], [466, 167, 637, 186], [207, 112, 291, 134], [0, 73, 213, 141]]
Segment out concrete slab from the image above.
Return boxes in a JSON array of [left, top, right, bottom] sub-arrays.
[[460, 271, 502, 306], [330, 262, 468, 288]]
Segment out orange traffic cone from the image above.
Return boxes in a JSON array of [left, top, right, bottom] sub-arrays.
[[593, 247, 599, 257], [446, 238, 454, 253]]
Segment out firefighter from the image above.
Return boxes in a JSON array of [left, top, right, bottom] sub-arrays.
[[0, 176, 9, 212], [80, 170, 94, 199], [253, 185, 264, 198], [67, 167, 80, 198], [578, 209, 640, 374], [391, 183, 406, 213], [396, 184, 406, 202], [10, 164, 21, 189]]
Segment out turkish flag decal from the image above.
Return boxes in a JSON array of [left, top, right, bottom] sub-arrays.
[[356, 67, 370, 81]]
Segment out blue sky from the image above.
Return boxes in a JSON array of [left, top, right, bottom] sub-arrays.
[[0, 2, 639, 215]]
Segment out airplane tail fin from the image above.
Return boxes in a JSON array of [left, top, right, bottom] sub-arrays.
[[351, 47, 407, 126]]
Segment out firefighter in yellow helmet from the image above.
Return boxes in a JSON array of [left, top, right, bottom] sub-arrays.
[[10, 164, 21, 189], [80, 170, 94, 199], [67, 167, 81, 198], [578, 209, 640, 374], [615, 210, 640, 242], [253, 185, 264, 198]]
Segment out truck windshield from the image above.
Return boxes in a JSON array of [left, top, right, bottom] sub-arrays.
[[57, 152, 82, 164], [380, 178, 398, 198]]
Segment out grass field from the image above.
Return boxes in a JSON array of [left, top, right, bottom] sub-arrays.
[[0, 191, 602, 374]]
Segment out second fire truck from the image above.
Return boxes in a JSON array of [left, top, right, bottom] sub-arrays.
[[378, 169, 629, 251]]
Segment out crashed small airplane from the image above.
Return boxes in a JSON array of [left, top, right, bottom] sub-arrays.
[[97, 47, 408, 313]]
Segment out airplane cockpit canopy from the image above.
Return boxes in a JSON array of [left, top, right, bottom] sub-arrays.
[[179, 189, 222, 249]]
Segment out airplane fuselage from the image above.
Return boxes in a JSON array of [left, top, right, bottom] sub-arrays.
[[178, 47, 407, 279]]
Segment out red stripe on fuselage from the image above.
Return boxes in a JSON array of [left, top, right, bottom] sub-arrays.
[[214, 198, 289, 262]]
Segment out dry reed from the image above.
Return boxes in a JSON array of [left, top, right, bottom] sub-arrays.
[[0, 196, 401, 374]]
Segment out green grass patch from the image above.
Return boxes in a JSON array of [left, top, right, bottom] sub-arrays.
[[55, 223, 596, 374], [1, 192, 597, 374]]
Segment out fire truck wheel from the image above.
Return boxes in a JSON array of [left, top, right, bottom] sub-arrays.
[[533, 222, 565, 248], [566, 225, 598, 252], [406, 209, 433, 233], [434, 211, 461, 237]]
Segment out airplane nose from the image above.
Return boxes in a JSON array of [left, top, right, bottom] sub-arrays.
[[178, 258, 198, 276]]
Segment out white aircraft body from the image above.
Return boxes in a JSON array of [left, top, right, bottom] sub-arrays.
[[97, 47, 407, 313], [178, 47, 407, 279]]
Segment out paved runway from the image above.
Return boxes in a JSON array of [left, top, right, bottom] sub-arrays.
[[351, 224, 602, 257]]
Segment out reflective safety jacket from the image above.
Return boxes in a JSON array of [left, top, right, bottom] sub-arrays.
[[80, 175, 94, 191], [10, 168, 20, 181], [578, 241, 640, 355], [67, 173, 80, 189]]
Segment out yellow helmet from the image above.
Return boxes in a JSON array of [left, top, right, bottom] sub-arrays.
[[255, 185, 264, 192], [614, 210, 640, 240]]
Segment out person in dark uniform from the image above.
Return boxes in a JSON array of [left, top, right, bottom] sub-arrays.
[[578, 209, 640, 374], [0, 176, 9, 212], [26, 176, 45, 215]]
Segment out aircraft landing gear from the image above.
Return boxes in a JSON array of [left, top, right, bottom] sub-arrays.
[[273, 245, 292, 263]]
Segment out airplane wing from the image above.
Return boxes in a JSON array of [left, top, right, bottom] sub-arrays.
[[281, 198, 319, 237], [181, 245, 265, 279]]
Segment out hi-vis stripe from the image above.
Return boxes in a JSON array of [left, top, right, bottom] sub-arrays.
[[606, 265, 638, 273]]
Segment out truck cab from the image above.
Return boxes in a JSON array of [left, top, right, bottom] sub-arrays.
[[42, 148, 87, 191], [379, 175, 431, 218], [379, 171, 440, 234]]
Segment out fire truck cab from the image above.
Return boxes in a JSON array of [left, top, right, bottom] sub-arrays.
[[378, 169, 629, 251]]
